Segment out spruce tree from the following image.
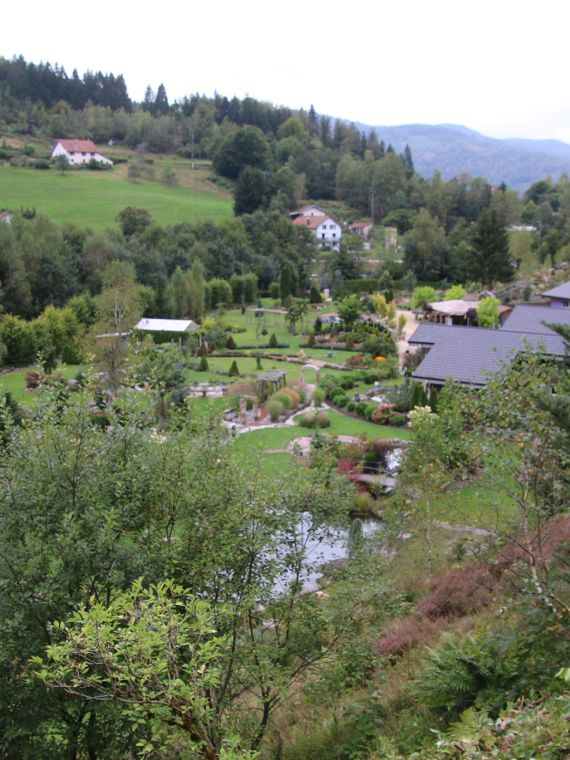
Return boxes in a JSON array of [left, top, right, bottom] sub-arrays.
[[470, 208, 513, 288]]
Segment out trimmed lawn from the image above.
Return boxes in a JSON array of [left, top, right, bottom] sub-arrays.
[[232, 409, 410, 477], [0, 165, 233, 230], [0, 365, 85, 406], [186, 356, 347, 385]]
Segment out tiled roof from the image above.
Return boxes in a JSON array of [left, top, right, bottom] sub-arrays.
[[543, 281, 570, 300], [409, 323, 565, 386], [292, 215, 337, 230], [500, 305, 570, 335], [56, 139, 99, 153]]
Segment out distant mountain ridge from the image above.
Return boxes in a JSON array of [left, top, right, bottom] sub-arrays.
[[350, 122, 570, 191]]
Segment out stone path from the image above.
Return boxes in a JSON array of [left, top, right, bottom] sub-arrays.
[[434, 520, 496, 537]]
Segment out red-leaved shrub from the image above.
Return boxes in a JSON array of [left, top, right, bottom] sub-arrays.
[[418, 564, 498, 619]]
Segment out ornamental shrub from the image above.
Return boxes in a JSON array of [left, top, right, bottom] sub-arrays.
[[335, 394, 349, 408], [226, 335, 237, 349], [356, 401, 368, 417], [268, 333, 278, 348], [312, 387, 325, 407], [346, 401, 357, 412], [198, 355, 209, 371], [271, 391, 292, 409], [228, 360, 240, 377], [364, 405, 376, 420], [295, 411, 330, 428], [267, 399, 285, 421], [280, 387, 300, 408]]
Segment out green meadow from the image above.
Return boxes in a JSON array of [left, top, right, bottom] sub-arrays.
[[0, 164, 233, 229]]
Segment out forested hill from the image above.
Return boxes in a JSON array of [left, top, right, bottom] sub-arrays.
[[350, 122, 570, 191]]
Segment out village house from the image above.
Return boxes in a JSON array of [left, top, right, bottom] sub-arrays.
[[348, 221, 373, 240], [292, 211, 342, 251], [543, 281, 570, 309], [408, 281, 570, 388], [51, 139, 113, 166]]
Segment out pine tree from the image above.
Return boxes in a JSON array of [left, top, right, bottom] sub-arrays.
[[470, 208, 513, 287]]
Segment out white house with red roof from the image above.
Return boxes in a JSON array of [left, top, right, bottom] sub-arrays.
[[51, 139, 113, 166], [293, 212, 342, 251]]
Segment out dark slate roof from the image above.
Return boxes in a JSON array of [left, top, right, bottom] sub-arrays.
[[409, 323, 565, 387], [500, 305, 570, 335], [543, 281, 570, 300]]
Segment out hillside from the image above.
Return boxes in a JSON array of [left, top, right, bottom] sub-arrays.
[[0, 161, 233, 230], [352, 122, 570, 191]]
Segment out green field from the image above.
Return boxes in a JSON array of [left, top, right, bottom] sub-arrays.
[[0, 165, 233, 229]]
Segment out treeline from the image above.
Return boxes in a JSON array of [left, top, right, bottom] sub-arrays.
[[0, 208, 314, 320], [0, 55, 131, 112]]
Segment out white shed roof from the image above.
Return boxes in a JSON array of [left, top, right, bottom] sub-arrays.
[[427, 300, 475, 317], [135, 318, 198, 333]]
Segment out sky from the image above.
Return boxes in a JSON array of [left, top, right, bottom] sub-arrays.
[[3, 0, 570, 142]]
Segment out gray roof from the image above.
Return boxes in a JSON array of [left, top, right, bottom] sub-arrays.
[[409, 323, 565, 387], [500, 305, 570, 336], [543, 281, 570, 300]]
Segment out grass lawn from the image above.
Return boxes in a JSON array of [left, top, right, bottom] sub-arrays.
[[185, 355, 347, 385], [232, 409, 410, 478], [0, 164, 233, 230], [0, 365, 85, 406]]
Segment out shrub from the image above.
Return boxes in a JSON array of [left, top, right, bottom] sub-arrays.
[[346, 401, 357, 412], [268, 333, 278, 348], [269, 282, 280, 299], [418, 565, 498, 619], [371, 405, 395, 424], [280, 387, 300, 408], [290, 382, 307, 404], [267, 399, 285, 421], [198, 355, 209, 371], [346, 354, 369, 367], [389, 413, 406, 426], [378, 615, 449, 657], [296, 411, 330, 428], [355, 401, 368, 417], [307, 333, 316, 347], [33, 160, 50, 170], [261, 327, 268, 336], [329, 387, 347, 403], [353, 492, 373, 513], [228, 360, 240, 377], [312, 387, 325, 407], [272, 390, 292, 409], [339, 377, 355, 390], [25, 370, 43, 389], [335, 394, 349, 408], [364, 405, 376, 420], [226, 335, 237, 349]]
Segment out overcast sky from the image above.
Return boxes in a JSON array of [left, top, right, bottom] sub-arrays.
[[4, 0, 569, 142]]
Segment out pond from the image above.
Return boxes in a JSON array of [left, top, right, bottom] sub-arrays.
[[273, 514, 382, 594]]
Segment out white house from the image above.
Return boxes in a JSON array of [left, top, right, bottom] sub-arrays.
[[293, 213, 342, 251], [51, 139, 113, 166]]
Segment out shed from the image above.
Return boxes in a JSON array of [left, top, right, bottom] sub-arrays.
[[135, 318, 198, 333]]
